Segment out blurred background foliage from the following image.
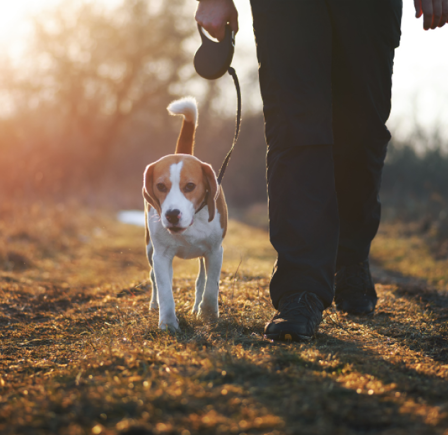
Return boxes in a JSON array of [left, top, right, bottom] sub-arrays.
[[0, 0, 266, 209], [0, 0, 447, 231]]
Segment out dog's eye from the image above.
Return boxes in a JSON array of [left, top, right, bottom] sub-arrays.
[[156, 183, 167, 192], [184, 183, 196, 193]]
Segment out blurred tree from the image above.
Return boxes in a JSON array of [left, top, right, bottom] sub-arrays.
[[36, 0, 195, 169], [0, 0, 198, 195]]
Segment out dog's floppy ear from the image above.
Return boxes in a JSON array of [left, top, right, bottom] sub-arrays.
[[143, 163, 161, 216], [201, 163, 218, 222]]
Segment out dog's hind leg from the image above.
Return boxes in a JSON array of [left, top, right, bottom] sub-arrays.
[[145, 205, 159, 310], [192, 257, 206, 314], [146, 242, 159, 310]]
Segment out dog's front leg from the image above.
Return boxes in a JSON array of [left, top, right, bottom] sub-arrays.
[[152, 253, 179, 331], [146, 242, 158, 310], [192, 257, 205, 314], [198, 246, 223, 321]]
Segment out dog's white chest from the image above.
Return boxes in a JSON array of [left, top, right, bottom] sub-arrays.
[[147, 208, 223, 259]]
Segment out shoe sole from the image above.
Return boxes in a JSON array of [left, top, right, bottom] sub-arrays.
[[335, 301, 377, 316], [264, 332, 313, 342]]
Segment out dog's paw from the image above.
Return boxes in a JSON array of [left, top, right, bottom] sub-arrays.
[[191, 304, 200, 315], [198, 305, 219, 322], [159, 319, 180, 332], [149, 302, 159, 310]]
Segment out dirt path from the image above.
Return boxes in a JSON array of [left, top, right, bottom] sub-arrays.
[[0, 206, 447, 435]]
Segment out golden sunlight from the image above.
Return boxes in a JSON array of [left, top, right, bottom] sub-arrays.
[[0, 0, 118, 49], [0, 1, 60, 50], [0, 2, 39, 39]]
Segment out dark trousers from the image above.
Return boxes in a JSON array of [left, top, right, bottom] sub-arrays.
[[250, 0, 402, 308]]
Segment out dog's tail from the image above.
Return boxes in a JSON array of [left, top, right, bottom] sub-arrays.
[[167, 97, 198, 155]]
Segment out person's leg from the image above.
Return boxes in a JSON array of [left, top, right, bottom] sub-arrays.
[[328, 0, 403, 313], [268, 145, 338, 309], [251, 0, 337, 312]]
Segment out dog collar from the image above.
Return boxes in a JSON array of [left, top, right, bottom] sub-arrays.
[[195, 190, 209, 215]]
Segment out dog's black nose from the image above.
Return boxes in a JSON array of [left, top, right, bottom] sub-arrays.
[[166, 209, 181, 225]]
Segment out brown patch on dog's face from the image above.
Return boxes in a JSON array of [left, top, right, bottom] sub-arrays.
[[150, 158, 175, 208], [143, 156, 182, 214], [178, 158, 208, 210]]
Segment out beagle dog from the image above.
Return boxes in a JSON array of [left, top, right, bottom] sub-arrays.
[[143, 97, 227, 331]]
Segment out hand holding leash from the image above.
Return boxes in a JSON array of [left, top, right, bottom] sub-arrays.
[[195, 0, 238, 42]]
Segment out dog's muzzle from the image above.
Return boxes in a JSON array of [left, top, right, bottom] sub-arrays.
[[165, 209, 189, 234]]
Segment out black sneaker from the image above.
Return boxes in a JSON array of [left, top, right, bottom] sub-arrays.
[[264, 292, 324, 342], [335, 260, 378, 315]]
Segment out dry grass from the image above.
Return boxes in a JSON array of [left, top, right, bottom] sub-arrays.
[[371, 222, 448, 291], [1, 203, 448, 435]]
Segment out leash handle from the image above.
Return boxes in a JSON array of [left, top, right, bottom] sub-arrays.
[[194, 25, 235, 80], [217, 66, 241, 185]]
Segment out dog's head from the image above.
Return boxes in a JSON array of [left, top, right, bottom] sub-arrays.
[[143, 155, 218, 234]]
